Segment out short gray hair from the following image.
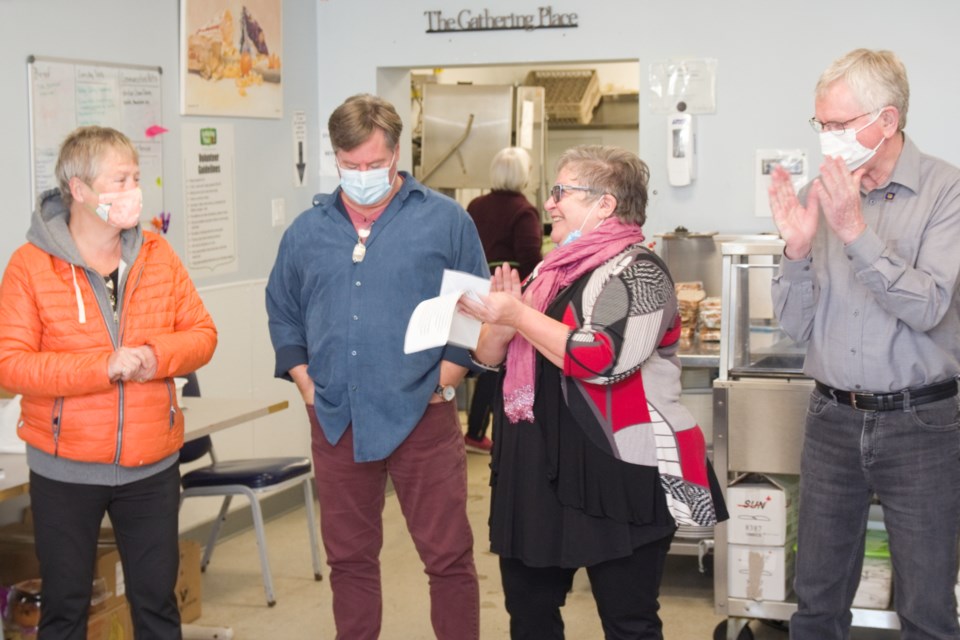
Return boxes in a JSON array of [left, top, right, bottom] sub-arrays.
[[816, 49, 909, 131], [490, 147, 531, 192], [555, 145, 649, 227], [55, 126, 138, 208]]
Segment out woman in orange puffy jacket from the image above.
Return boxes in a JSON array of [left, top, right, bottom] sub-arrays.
[[0, 126, 217, 640]]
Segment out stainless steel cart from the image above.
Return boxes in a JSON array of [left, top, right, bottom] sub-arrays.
[[711, 239, 902, 639], [657, 232, 773, 571]]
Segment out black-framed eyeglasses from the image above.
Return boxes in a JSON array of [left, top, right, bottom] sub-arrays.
[[808, 111, 876, 136], [550, 184, 595, 202]]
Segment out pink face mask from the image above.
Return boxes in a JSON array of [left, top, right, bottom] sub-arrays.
[[91, 187, 143, 229]]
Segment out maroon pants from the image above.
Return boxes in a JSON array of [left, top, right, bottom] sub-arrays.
[[308, 401, 479, 640]]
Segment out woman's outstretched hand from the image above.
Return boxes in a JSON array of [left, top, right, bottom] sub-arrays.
[[459, 263, 525, 329]]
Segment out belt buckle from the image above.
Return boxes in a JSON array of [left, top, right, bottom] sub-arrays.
[[850, 391, 874, 411]]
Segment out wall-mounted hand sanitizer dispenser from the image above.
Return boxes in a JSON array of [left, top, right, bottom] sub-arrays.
[[667, 110, 696, 187]]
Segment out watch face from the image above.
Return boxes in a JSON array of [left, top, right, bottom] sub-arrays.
[[439, 385, 456, 401]]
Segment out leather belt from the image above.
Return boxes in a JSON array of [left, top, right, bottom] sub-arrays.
[[815, 379, 958, 412]]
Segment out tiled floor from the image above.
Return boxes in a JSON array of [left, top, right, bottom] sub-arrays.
[[188, 441, 899, 639]]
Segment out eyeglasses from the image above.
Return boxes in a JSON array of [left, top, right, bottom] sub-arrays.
[[550, 184, 595, 202], [808, 111, 877, 136]]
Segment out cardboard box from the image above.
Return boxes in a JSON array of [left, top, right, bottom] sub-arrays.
[[852, 556, 892, 609], [88, 537, 198, 620], [0, 601, 130, 640], [1, 523, 119, 586], [85, 598, 133, 640], [0, 540, 39, 588], [0, 537, 120, 610], [1, 526, 200, 625], [176, 540, 202, 624], [727, 474, 799, 546], [853, 527, 892, 610], [92, 548, 125, 612], [728, 542, 796, 602]]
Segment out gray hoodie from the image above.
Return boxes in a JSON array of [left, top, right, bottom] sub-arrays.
[[24, 189, 177, 486]]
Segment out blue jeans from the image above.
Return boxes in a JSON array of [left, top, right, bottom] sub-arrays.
[[790, 387, 960, 640]]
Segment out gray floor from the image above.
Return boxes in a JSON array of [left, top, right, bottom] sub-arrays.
[[188, 433, 899, 639]]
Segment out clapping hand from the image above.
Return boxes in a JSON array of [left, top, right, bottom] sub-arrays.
[[458, 263, 525, 329], [815, 156, 868, 244], [768, 165, 820, 259]]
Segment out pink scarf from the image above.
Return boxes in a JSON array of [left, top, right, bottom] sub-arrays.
[[502, 218, 645, 423]]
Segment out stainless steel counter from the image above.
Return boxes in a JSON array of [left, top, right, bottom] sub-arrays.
[[678, 335, 721, 369]]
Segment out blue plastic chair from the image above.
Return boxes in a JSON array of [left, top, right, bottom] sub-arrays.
[[178, 374, 322, 606]]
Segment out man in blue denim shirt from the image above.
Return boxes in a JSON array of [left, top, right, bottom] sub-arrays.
[[266, 94, 488, 639]]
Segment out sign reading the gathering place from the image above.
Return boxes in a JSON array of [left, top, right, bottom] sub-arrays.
[[424, 6, 578, 33]]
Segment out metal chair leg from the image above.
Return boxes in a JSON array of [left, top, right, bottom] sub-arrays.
[[245, 488, 277, 607], [302, 477, 323, 581], [201, 495, 233, 570]]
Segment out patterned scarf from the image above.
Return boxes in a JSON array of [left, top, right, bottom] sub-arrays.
[[502, 218, 645, 423]]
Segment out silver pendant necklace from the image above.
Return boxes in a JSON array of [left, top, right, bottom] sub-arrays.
[[352, 226, 372, 263]]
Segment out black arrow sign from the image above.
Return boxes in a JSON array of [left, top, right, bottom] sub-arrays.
[[296, 141, 306, 184]]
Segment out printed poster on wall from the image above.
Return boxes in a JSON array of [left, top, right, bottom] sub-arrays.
[[180, 0, 283, 118], [182, 123, 239, 275]]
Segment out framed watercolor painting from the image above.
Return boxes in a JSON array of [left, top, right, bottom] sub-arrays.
[[180, 0, 283, 118]]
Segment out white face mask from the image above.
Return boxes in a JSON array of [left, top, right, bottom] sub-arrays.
[[337, 151, 396, 206], [818, 110, 885, 170]]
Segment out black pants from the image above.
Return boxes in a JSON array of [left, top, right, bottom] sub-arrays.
[[30, 464, 182, 640], [500, 533, 673, 640], [466, 370, 499, 440]]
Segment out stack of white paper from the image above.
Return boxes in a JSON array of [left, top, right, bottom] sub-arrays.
[[404, 269, 490, 354]]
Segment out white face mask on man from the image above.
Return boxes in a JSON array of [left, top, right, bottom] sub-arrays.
[[818, 110, 885, 171]]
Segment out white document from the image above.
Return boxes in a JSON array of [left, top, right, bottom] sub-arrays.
[[404, 270, 491, 354]]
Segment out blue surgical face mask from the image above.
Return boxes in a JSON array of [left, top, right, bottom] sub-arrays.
[[338, 151, 396, 205], [560, 200, 600, 247], [560, 229, 582, 246]]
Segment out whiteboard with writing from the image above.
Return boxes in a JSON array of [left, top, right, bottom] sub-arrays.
[[27, 56, 165, 221]]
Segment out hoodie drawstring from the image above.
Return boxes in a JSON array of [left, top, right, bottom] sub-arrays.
[[70, 264, 86, 324]]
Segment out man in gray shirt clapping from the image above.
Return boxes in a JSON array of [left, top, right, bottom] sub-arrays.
[[769, 48, 960, 640]]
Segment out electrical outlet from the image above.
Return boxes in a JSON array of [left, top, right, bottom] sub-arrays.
[[271, 198, 285, 227]]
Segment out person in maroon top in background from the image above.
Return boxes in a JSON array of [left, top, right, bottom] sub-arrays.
[[464, 147, 543, 453]]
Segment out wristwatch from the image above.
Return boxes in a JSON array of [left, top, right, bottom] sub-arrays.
[[434, 384, 456, 402]]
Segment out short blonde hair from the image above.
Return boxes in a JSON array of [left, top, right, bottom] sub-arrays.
[[556, 145, 649, 227], [816, 49, 909, 131], [328, 94, 403, 152], [490, 147, 531, 192], [55, 126, 138, 207]]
